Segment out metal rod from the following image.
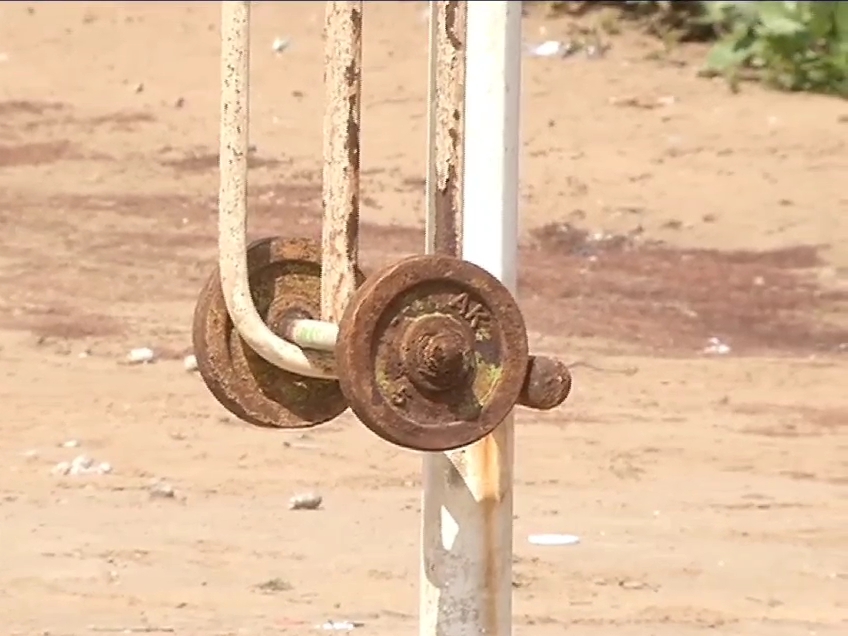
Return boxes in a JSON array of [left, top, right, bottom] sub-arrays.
[[321, 1, 363, 326], [424, 0, 465, 259], [217, 0, 336, 380]]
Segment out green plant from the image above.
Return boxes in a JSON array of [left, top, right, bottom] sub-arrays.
[[703, 1, 848, 96], [530, 0, 848, 96]]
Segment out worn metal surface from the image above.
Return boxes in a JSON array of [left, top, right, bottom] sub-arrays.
[[321, 0, 362, 324], [425, 0, 466, 258], [192, 236, 364, 428], [336, 253, 528, 451], [518, 355, 572, 411], [420, 5, 477, 636]]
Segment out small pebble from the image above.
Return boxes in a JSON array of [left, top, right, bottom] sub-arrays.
[[150, 480, 176, 499], [529, 40, 568, 58], [70, 455, 94, 473], [62, 439, 80, 448], [289, 492, 322, 510], [51, 461, 71, 476], [183, 354, 198, 372]]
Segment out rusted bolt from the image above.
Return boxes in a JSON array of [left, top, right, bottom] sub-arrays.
[[401, 314, 475, 393], [276, 307, 313, 342], [519, 355, 572, 411]]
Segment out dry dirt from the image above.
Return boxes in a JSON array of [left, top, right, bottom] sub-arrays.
[[1, 3, 846, 635]]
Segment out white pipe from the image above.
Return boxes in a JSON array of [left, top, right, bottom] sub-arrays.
[[421, 3, 522, 636], [218, 0, 335, 380], [283, 318, 339, 352]]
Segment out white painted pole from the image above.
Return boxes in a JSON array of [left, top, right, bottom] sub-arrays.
[[218, 0, 336, 379], [421, 3, 522, 636], [321, 1, 362, 328]]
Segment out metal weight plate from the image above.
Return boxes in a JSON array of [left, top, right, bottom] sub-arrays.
[[192, 236, 364, 428], [335, 254, 529, 451]]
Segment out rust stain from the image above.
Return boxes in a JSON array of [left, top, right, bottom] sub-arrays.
[[431, 0, 466, 258], [475, 428, 506, 634], [321, 0, 362, 323]]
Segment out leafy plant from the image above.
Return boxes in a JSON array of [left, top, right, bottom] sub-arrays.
[[530, 0, 848, 96], [702, 1, 848, 96]]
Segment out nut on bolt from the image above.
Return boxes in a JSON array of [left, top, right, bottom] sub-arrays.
[[400, 314, 475, 393], [519, 355, 572, 411]]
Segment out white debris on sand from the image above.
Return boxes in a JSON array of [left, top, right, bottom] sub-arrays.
[[528, 533, 581, 547], [703, 337, 731, 355], [318, 620, 364, 631], [527, 39, 576, 58], [126, 347, 156, 364], [182, 354, 198, 372], [51, 454, 112, 476], [149, 480, 176, 499], [289, 492, 322, 511]]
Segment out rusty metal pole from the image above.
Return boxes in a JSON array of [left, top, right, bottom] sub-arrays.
[[424, 1, 465, 259], [422, 3, 523, 635], [420, 2, 484, 636], [444, 4, 522, 634], [321, 1, 363, 325]]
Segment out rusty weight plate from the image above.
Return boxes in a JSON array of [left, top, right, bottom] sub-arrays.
[[335, 254, 529, 451], [192, 236, 364, 428]]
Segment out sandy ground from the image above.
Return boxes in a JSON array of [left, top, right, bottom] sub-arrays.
[[0, 2, 846, 635]]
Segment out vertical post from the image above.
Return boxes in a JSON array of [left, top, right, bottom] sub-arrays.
[[219, 0, 250, 271], [321, 1, 363, 323], [424, 0, 466, 258], [421, 3, 521, 636], [421, 2, 468, 633]]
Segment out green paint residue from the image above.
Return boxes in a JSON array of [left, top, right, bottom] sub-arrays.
[[375, 367, 392, 392], [472, 353, 502, 402], [290, 323, 328, 347]]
